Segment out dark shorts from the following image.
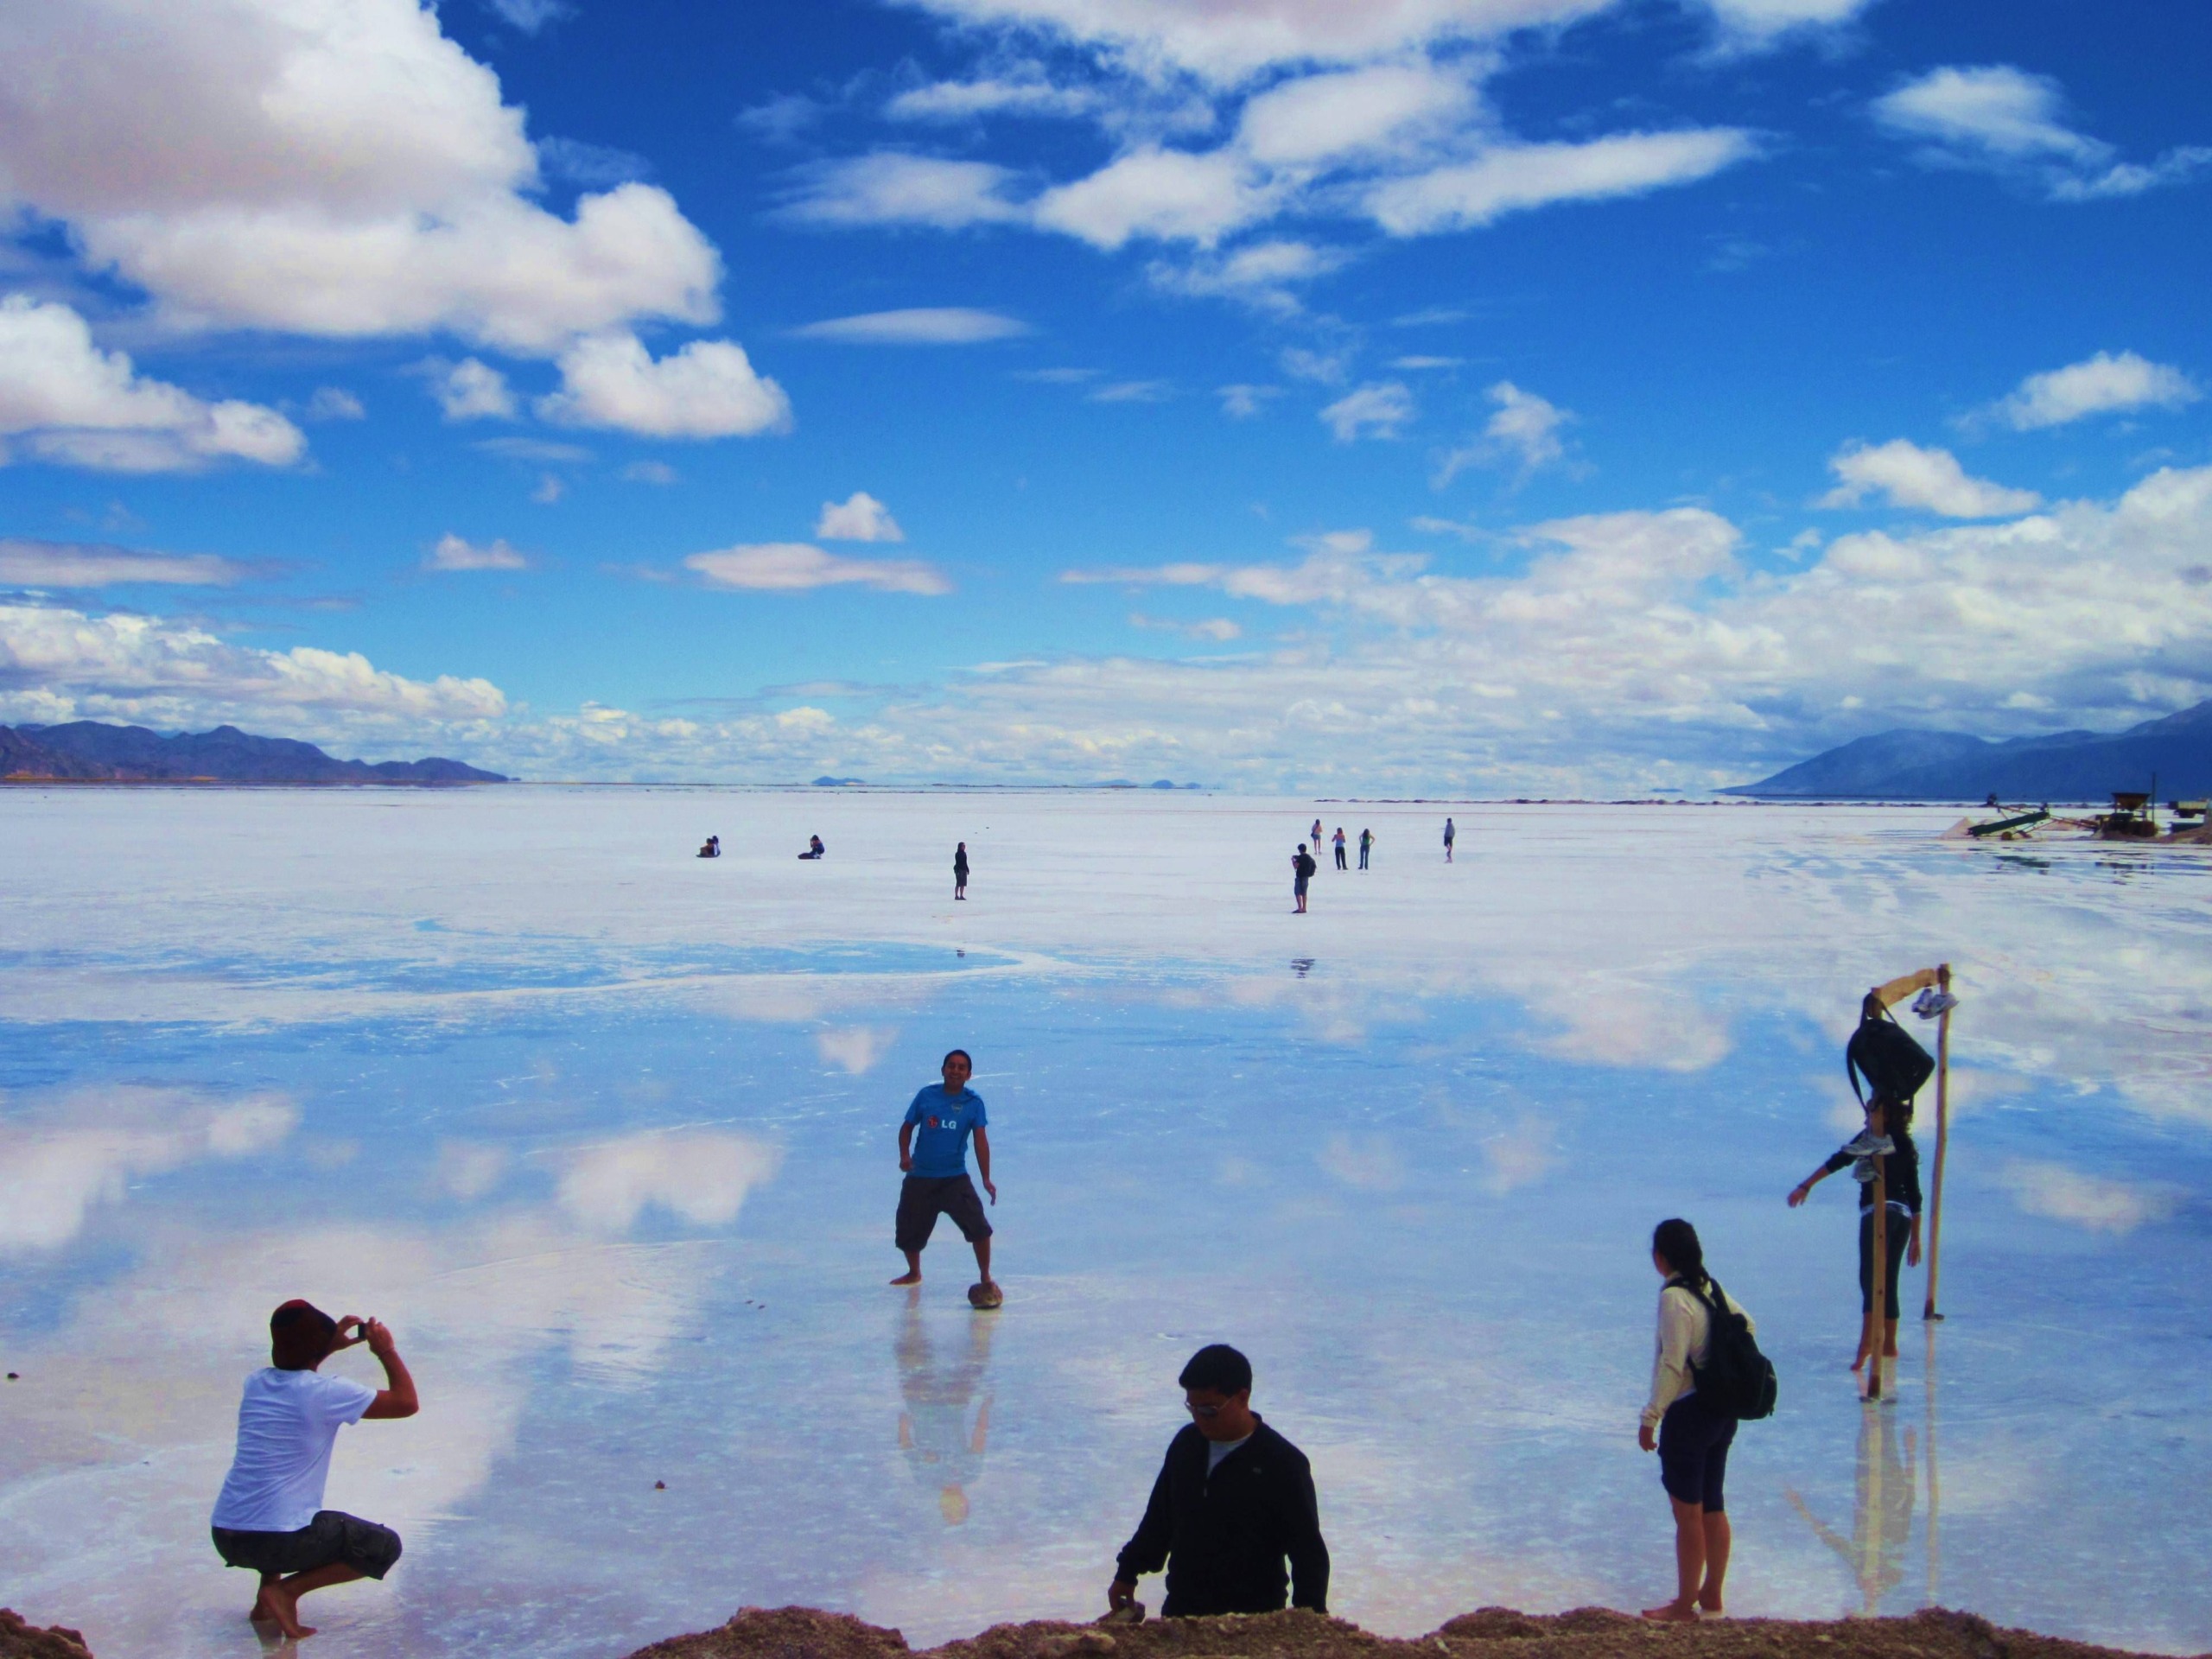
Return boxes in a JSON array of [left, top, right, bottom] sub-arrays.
[[1294, 878, 1309, 894], [1657, 1392, 1736, 1511], [213, 1511, 402, 1580], [1859, 1205, 1911, 1313], [896, 1173, 992, 1252]]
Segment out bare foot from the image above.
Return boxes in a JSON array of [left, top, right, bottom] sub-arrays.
[[261, 1584, 316, 1641], [1849, 1350, 1870, 1372], [1882, 1343, 1899, 1357], [1642, 1603, 1698, 1623], [888, 1271, 921, 1286], [249, 1590, 279, 1626], [1697, 1599, 1726, 1618]]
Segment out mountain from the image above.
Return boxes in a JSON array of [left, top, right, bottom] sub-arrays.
[[1, 721, 511, 784], [1726, 701, 2212, 800]]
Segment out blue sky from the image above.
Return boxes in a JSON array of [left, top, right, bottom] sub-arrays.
[[1, 0, 2208, 788]]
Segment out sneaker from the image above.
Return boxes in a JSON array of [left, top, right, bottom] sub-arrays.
[[1911, 988, 1958, 1020]]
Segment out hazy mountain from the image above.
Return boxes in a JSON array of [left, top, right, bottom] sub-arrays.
[[1, 721, 510, 784], [1726, 702, 2212, 800]]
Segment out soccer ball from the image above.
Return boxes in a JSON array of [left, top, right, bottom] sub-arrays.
[[967, 1281, 1004, 1310]]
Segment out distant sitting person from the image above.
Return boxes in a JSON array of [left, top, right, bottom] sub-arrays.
[[210, 1300, 418, 1640], [799, 834, 826, 860], [1108, 1343, 1329, 1621], [697, 835, 721, 859]]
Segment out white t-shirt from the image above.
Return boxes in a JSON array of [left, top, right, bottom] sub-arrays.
[[211, 1368, 378, 1533], [1205, 1433, 1251, 1476]]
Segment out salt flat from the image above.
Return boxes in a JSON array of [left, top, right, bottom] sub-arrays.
[[1, 788, 2208, 1658]]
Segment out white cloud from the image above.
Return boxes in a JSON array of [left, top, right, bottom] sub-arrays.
[[789, 308, 1033, 345], [1235, 62, 1476, 168], [0, 295, 303, 472], [1367, 130, 1757, 234], [1436, 379, 1573, 482], [1479, 1114, 1557, 1194], [1281, 346, 1351, 385], [622, 460, 678, 486], [887, 74, 1099, 123], [1320, 380, 1414, 442], [1034, 146, 1275, 248], [1702, 0, 1872, 47], [683, 543, 952, 595], [303, 386, 365, 421], [1999, 1160, 2182, 1236], [1147, 238, 1350, 314], [1873, 66, 2212, 202], [531, 472, 564, 505], [556, 1129, 782, 1234], [816, 492, 906, 543], [434, 1140, 510, 1201], [1090, 378, 1173, 403], [536, 331, 793, 438], [1984, 351, 2202, 431], [816, 1026, 898, 1074], [779, 153, 1027, 228], [0, 601, 508, 722], [1217, 383, 1279, 418], [1131, 612, 1243, 640], [1319, 1132, 1404, 1192], [429, 357, 518, 420], [1819, 439, 2042, 518], [426, 533, 529, 572], [0, 0, 723, 353], [0, 540, 248, 587]]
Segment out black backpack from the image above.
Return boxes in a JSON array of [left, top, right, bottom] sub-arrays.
[[1847, 1013, 1934, 1108], [1688, 1278, 1777, 1421]]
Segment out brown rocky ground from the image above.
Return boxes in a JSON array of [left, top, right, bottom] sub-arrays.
[[625, 1607, 2198, 1659], [0, 1611, 92, 1659]]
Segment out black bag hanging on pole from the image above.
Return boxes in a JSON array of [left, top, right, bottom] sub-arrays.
[[1689, 1279, 1777, 1421], [1847, 1010, 1935, 1106]]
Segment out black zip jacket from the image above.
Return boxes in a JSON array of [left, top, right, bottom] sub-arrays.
[[1115, 1417, 1329, 1617]]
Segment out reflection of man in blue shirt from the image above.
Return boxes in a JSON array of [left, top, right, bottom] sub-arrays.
[[890, 1049, 998, 1293]]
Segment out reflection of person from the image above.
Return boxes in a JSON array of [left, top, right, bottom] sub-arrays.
[[954, 842, 969, 901], [890, 1049, 997, 1291], [1292, 844, 1314, 913], [799, 835, 826, 859], [1638, 1219, 1752, 1624], [1357, 828, 1373, 870], [1332, 828, 1347, 870], [1786, 1405, 1917, 1617], [1788, 1087, 1923, 1373], [210, 1301, 419, 1641], [1443, 817, 1455, 861], [896, 1292, 995, 1524], [1109, 1344, 1328, 1619]]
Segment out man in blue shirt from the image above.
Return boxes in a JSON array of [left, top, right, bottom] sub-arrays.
[[891, 1048, 997, 1294]]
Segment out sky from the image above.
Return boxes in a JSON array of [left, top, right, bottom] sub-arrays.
[[0, 0, 2208, 790]]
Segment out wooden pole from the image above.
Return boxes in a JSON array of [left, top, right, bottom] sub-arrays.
[[1866, 1132, 1887, 1399], [1923, 963, 1952, 1320]]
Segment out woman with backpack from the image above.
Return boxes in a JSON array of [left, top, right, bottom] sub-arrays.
[[1788, 992, 1928, 1373], [1640, 1217, 1755, 1622]]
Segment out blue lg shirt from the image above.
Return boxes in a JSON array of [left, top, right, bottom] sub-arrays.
[[905, 1085, 986, 1177]]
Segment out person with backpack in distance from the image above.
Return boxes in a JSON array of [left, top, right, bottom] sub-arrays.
[[1787, 991, 1930, 1372], [1290, 843, 1316, 913], [1639, 1217, 1770, 1623]]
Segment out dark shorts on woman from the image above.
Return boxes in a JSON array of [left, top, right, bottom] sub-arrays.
[[1858, 1205, 1911, 1313], [1657, 1391, 1736, 1510], [896, 1173, 992, 1252], [212, 1511, 402, 1580]]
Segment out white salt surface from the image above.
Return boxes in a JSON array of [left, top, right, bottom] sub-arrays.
[[0, 788, 2208, 1657]]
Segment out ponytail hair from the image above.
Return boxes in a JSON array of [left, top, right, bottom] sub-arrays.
[[1652, 1218, 1708, 1288]]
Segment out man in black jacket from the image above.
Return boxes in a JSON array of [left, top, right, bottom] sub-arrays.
[[1108, 1344, 1329, 1619]]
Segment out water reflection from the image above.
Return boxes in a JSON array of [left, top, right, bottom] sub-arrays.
[[1787, 1403, 1919, 1617], [894, 1290, 995, 1526]]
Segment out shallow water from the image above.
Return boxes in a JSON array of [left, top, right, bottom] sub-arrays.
[[1, 789, 2208, 1657]]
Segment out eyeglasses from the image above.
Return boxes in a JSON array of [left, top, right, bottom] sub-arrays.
[[1185, 1397, 1236, 1419]]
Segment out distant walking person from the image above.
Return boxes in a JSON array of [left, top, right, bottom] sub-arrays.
[[1291, 844, 1315, 913], [1357, 828, 1373, 870], [891, 1049, 998, 1299], [1639, 1218, 1752, 1623], [211, 1301, 418, 1640], [1332, 828, 1347, 870], [1108, 1344, 1329, 1620], [1443, 817, 1455, 862], [954, 842, 969, 900]]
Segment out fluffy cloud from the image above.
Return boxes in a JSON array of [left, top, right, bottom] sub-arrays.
[[1873, 66, 2212, 201], [684, 543, 952, 595], [1436, 380, 1573, 482], [0, 0, 723, 353], [816, 492, 906, 543], [1234, 61, 1476, 168], [536, 332, 792, 438], [1319, 381, 1414, 442], [428, 357, 518, 420], [1703, 0, 1872, 46], [887, 73, 1101, 123], [0, 540, 248, 587], [1147, 238, 1350, 315], [1982, 351, 2202, 431], [1820, 438, 2042, 518], [426, 533, 529, 572], [788, 308, 1033, 344], [0, 601, 508, 724], [779, 153, 1027, 228], [1365, 130, 1757, 234], [1033, 146, 1276, 248], [0, 296, 303, 472]]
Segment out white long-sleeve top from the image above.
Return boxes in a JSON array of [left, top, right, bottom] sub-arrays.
[[1642, 1277, 1754, 1431]]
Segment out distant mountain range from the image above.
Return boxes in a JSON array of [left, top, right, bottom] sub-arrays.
[[0, 721, 511, 785], [1726, 700, 2212, 800]]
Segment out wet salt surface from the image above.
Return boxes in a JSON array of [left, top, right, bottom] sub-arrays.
[[1, 788, 2209, 1658]]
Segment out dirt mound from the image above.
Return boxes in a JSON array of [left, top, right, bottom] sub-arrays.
[[0, 1611, 92, 1659], [625, 1607, 2187, 1659]]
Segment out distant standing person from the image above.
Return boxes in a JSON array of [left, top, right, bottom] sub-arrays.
[[891, 1049, 998, 1298], [954, 842, 969, 901], [1639, 1218, 1753, 1623], [1311, 818, 1324, 855], [1108, 1344, 1329, 1620], [1291, 843, 1315, 913], [1358, 828, 1373, 870], [210, 1300, 419, 1641], [1787, 1084, 1923, 1372], [1443, 817, 1455, 862], [1332, 828, 1347, 870]]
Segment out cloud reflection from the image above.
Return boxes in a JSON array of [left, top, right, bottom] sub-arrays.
[[556, 1128, 782, 1233]]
